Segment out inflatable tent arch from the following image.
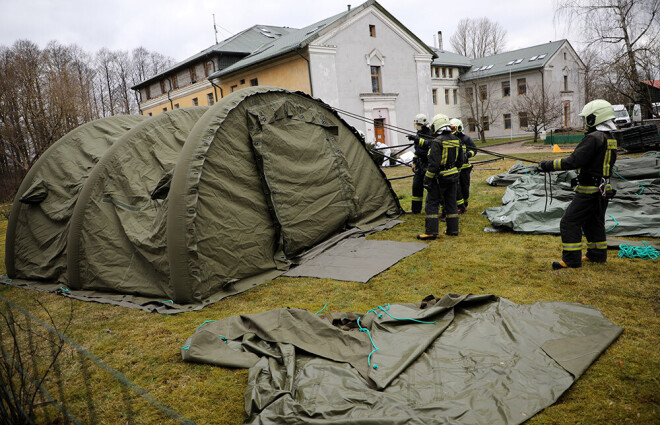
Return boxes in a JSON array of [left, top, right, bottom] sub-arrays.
[[5, 87, 402, 309]]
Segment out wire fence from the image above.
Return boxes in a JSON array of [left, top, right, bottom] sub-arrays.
[[0, 295, 196, 425]]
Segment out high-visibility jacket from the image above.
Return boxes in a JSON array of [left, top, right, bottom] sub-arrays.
[[425, 131, 463, 180], [456, 132, 477, 170]]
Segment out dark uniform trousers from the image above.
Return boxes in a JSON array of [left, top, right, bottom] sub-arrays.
[[560, 193, 609, 265], [456, 167, 472, 209], [425, 174, 459, 235], [411, 164, 426, 213]]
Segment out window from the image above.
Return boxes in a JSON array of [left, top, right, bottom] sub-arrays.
[[468, 117, 476, 132], [445, 89, 450, 105], [529, 55, 538, 61], [230, 84, 238, 92], [481, 116, 489, 131], [145, 86, 151, 100], [432, 89, 437, 105], [160, 80, 167, 94], [162, 107, 167, 112], [442, 67, 446, 78], [369, 25, 376, 37], [448, 68, 453, 78], [514, 58, 523, 64], [502, 81, 510, 97], [519, 112, 528, 128], [174, 103, 179, 109], [204, 61, 213, 77], [564, 52, 567, 60], [506, 61, 514, 66], [465, 87, 474, 103], [564, 75, 568, 91], [504, 113, 511, 129], [453, 89, 457, 104], [517, 78, 527, 95], [479, 84, 487, 101], [250, 78, 258, 87], [434, 67, 440, 78], [207, 93, 214, 106], [172, 75, 179, 90], [192, 97, 198, 106], [190, 67, 198, 84], [240, 79, 245, 85], [147, 112, 152, 116], [371, 66, 381, 93]]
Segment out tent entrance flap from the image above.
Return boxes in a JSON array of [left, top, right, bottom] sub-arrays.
[[248, 99, 359, 257]]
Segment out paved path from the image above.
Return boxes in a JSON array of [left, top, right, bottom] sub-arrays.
[[475, 140, 557, 156]]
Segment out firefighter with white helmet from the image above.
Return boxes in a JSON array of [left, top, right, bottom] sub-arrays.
[[406, 113, 433, 213], [538, 99, 618, 269], [417, 113, 463, 239]]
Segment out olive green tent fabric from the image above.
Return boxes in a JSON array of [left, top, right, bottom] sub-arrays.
[[181, 294, 622, 424], [5, 87, 402, 311], [5, 115, 146, 283], [67, 108, 208, 298], [483, 157, 660, 237]]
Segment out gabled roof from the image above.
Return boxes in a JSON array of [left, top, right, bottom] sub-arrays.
[[642, 80, 660, 89], [131, 25, 295, 90], [430, 47, 471, 68], [460, 40, 567, 82], [209, 0, 436, 80]]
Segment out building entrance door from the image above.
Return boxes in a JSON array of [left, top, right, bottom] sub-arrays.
[[374, 119, 385, 144]]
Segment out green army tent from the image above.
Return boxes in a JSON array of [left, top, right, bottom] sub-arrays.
[[4, 87, 402, 311], [5, 115, 147, 283]]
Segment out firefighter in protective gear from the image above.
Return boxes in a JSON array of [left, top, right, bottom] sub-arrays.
[[407, 114, 433, 213], [417, 114, 463, 240], [538, 99, 617, 269], [450, 118, 477, 213]]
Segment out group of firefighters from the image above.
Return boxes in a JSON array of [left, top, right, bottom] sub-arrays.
[[399, 99, 618, 270]]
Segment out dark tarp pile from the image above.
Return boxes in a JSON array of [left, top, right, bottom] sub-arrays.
[[483, 157, 660, 237], [181, 294, 622, 425], [3, 87, 404, 313]]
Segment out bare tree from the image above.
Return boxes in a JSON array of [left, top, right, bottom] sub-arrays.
[[515, 84, 564, 142], [556, 0, 660, 116], [450, 17, 508, 58], [459, 79, 505, 142]]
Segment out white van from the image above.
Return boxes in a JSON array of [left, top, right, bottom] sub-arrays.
[[612, 104, 631, 128]]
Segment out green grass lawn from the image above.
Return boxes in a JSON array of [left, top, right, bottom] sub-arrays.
[[1, 153, 658, 424]]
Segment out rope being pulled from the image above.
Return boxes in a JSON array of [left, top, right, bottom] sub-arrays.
[[618, 242, 659, 260]]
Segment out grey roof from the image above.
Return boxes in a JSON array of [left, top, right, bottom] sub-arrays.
[[209, 10, 352, 79], [430, 47, 472, 68], [209, 0, 436, 80], [131, 25, 295, 89], [460, 40, 567, 82]]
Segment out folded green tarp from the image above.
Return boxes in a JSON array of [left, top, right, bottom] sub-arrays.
[[181, 294, 622, 424], [483, 157, 660, 237]]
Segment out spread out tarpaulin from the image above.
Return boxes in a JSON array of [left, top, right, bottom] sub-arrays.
[[483, 156, 660, 237], [3, 87, 404, 313], [181, 294, 622, 425]]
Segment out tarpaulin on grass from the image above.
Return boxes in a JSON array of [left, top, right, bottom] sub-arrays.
[[181, 294, 622, 425], [483, 157, 660, 237]]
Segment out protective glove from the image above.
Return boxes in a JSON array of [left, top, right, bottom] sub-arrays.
[[423, 175, 433, 189], [539, 161, 554, 172], [407, 134, 420, 142]]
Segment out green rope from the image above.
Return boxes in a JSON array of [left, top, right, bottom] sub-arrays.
[[612, 169, 629, 182], [218, 335, 228, 343], [181, 345, 190, 350], [357, 316, 379, 369], [161, 300, 174, 305], [59, 286, 70, 293], [197, 320, 215, 329], [605, 215, 618, 233], [618, 242, 659, 259], [315, 302, 328, 315]]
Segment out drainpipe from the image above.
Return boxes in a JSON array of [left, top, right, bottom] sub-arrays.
[[211, 80, 223, 100], [165, 77, 174, 110], [539, 69, 546, 129], [134, 89, 143, 116], [295, 46, 313, 97]]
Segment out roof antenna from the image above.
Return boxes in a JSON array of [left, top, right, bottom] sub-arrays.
[[213, 14, 219, 44]]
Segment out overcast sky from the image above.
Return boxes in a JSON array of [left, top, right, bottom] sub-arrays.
[[1, 0, 575, 61]]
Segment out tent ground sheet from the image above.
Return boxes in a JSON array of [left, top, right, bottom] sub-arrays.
[[181, 293, 622, 425], [283, 238, 426, 282]]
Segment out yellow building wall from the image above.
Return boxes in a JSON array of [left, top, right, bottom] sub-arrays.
[[141, 86, 217, 116], [217, 55, 311, 98], [139, 54, 310, 116]]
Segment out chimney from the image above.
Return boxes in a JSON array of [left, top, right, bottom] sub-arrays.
[[347, 4, 351, 10], [437, 31, 443, 50]]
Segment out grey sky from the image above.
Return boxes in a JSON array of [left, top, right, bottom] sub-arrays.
[[1, 0, 574, 61]]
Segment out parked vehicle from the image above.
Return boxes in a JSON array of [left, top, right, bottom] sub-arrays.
[[612, 104, 631, 128]]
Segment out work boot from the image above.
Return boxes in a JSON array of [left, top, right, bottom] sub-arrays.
[[417, 234, 438, 241], [582, 256, 606, 264], [444, 230, 458, 236], [552, 260, 581, 270]]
